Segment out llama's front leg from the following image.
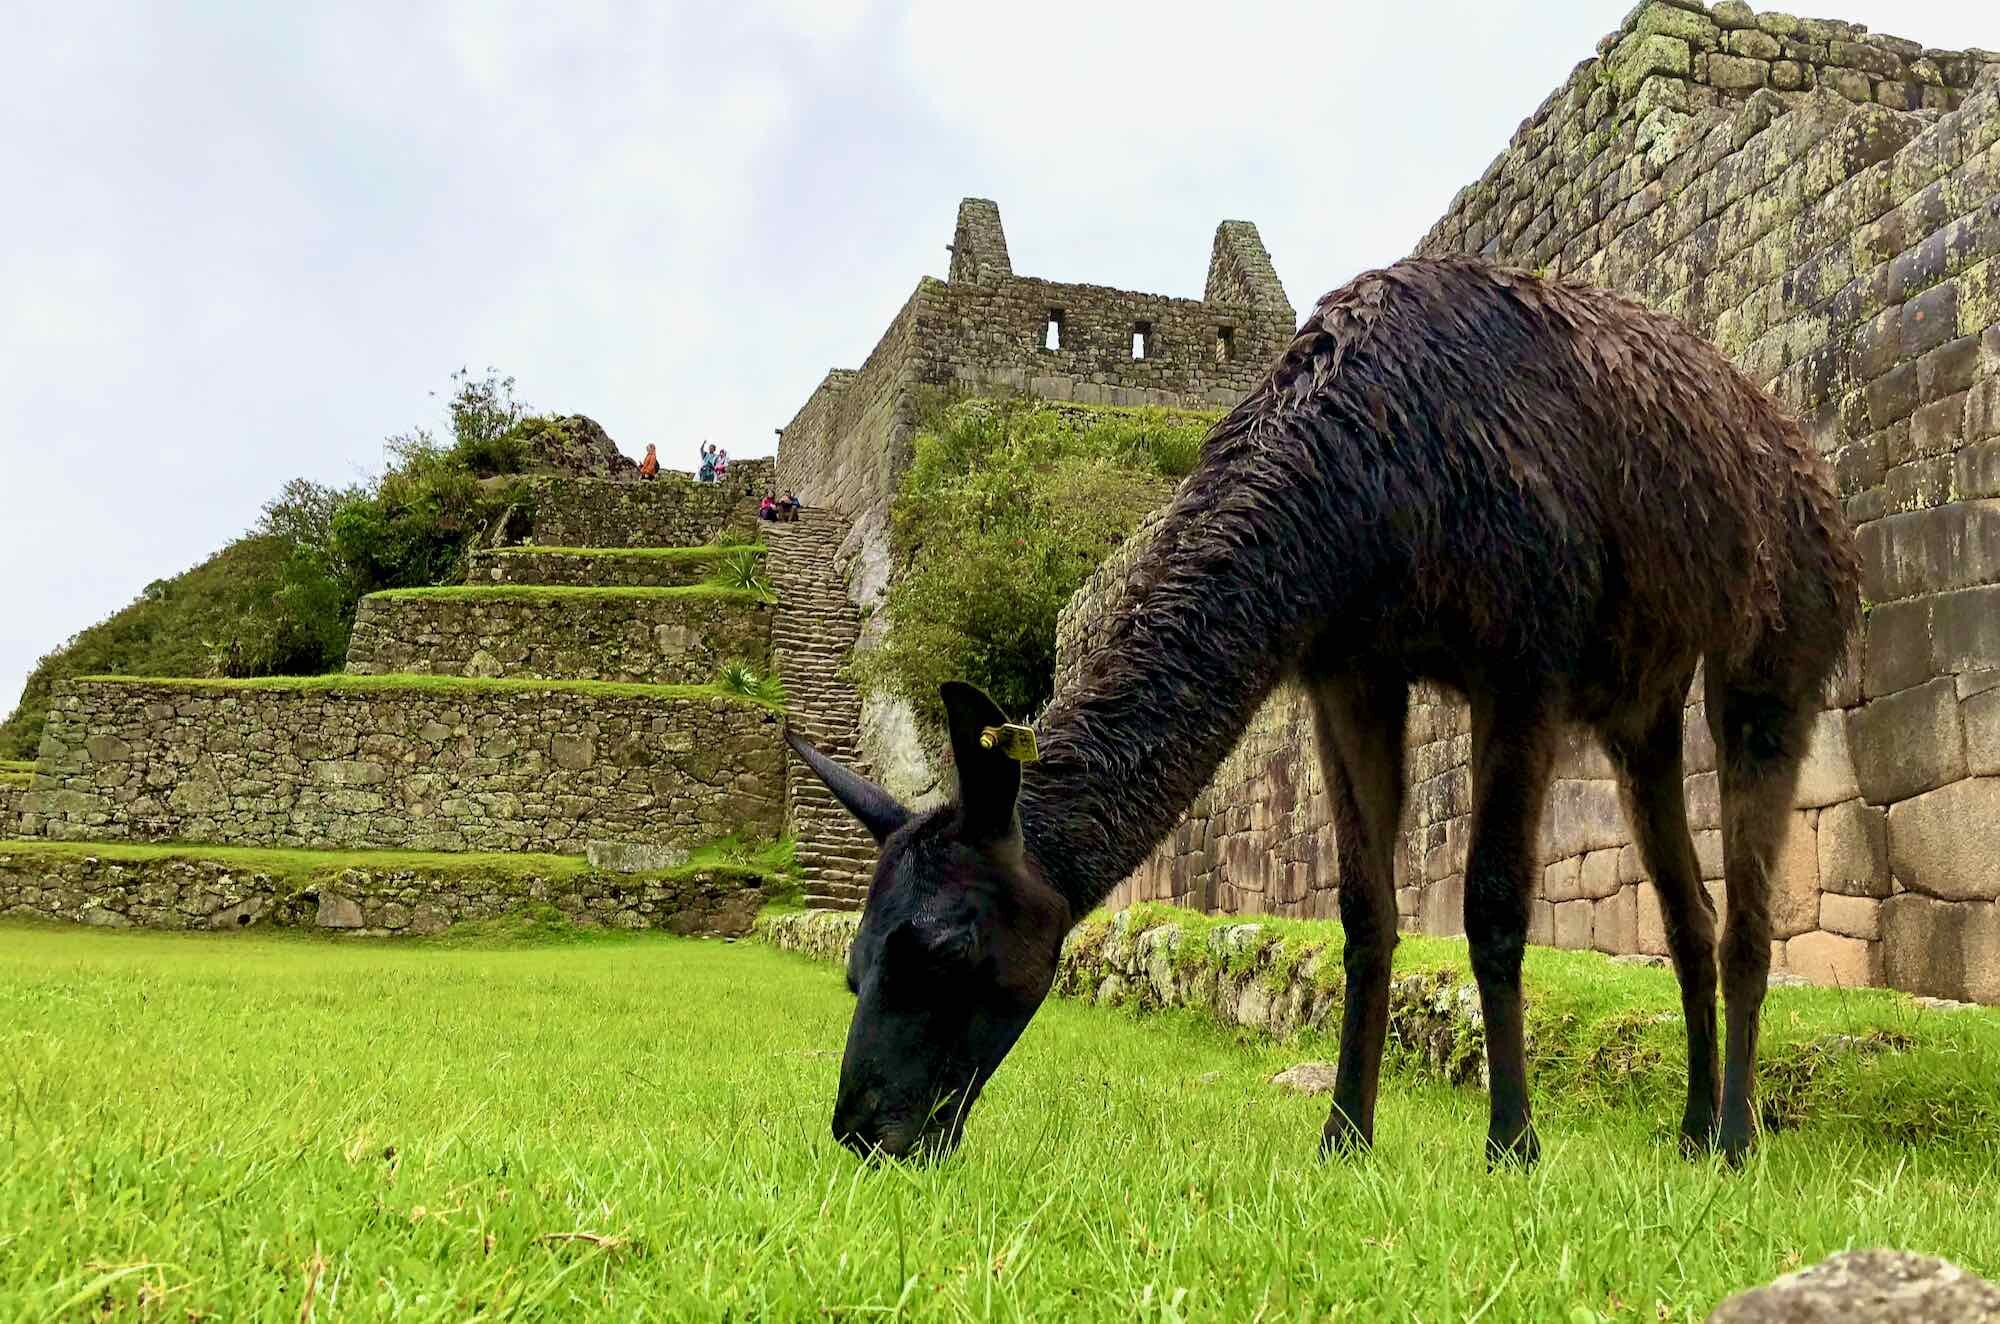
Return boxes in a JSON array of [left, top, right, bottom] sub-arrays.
[[1465, 689, 1556, 1168], [1307, 672, 1406, 1158], [1708, 678, 1812, 1166]]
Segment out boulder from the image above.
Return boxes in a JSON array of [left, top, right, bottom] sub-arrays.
[[1707, 1249, 2000, 1321], [1270, 1062, 1338, 1095], [586, 841, 691, 874], [511, 414, 637, 479]]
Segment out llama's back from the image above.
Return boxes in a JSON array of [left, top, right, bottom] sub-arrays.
[[1194, 256, 1860, 691]]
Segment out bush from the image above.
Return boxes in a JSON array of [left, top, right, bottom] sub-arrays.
[[1, 369, 539, 758], [849, 396, 1217, 746]]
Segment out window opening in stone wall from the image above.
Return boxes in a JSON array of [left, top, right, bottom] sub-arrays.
[[1044, 311, 1064, 351], [1132, 321, 1153, 360], [1215, 325, 1235, 363]]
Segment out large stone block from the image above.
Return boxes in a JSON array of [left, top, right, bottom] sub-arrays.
[[1819, 891, 1882, 939], [1772, 812, 1821, 939], [1855, 501, 2000, 604], [1594, 885, 1639, 954], [1552, 898, 1594, 950], [1849, 678, 1966, 804], [1795, 708, 1861, 807], [1817, 798, 1890, 896], [1887, 776, 2000, 901], [1933, 586, 2000, 676], [1881, 893, 2000, 1003], [1861, 598, 1932, 698], [1784, 930, 1882, 987], [1969, 689, 2000, 776]]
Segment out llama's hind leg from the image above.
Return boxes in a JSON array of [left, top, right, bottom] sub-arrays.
[[1464, 685, 1557, 1168], [1306, 671, 1407, 1158], [1706, 667, 1814, 1165], [1602, 684, 1719, 1155]]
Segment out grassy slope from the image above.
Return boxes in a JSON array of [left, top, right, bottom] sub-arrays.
[[0, 537, 294, 759], [0, 929, 1993, 1320], [364, 585, 764, 602], [481, 545, 767, 559]]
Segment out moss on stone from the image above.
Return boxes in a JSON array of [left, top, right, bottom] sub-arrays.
[[363, 584, 765, 603], [70, 673, 780, 710], [483, 545, 767, 559]]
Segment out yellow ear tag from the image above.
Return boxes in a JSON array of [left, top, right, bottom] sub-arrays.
[[978, 723, 1040, 763]]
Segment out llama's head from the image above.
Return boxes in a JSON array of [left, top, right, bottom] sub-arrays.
[[785, 682, 1069, 1161]]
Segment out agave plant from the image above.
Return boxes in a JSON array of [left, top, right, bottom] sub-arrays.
[[716, 660, 786, 706], [706, 546, 774, 601]]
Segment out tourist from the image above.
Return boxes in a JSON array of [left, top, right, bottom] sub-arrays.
[[639, 443, 660, 480], [713, 447, 730, 482], [778, 491, 801, 522], [758, 493, 778, 522], [698, 443, 716, 484]]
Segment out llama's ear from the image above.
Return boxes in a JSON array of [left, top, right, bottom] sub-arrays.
[[784, 727, 909, 845], [939, 681, 1022, 846]]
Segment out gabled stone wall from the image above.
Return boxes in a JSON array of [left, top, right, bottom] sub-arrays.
[[24, 679, 783, 855], [1053, 3, 2000, 1004], [345, 590, 771, 686]]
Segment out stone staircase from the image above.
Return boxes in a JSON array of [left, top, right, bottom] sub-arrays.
[[766, 509, 877, 910]]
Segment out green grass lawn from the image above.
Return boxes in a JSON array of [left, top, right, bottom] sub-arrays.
[[73, 673, 778, 709], [0, 927, 1994, 1322]]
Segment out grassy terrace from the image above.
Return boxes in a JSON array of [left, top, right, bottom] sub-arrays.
[[72, 673, 781, 709], [0, 771, 30, 790], [0, 836, 794, 887], [481, 545, 767, 559], [0, 928, 1993, 1319], [363, 584, 766, 603]]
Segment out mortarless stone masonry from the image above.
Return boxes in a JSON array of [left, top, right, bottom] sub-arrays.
[[464, 547, 760, 589], [24, 679, 783, 855], [0, 845, 784, 938], [1054, 3, 2000, 1004], [345, 589, 772, 686], [775, 199, 1296, 796], [513, 459, 773, 549]]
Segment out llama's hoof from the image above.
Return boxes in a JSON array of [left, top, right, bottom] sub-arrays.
[[1715, 1124, 1755, 1169], [1485, 1124, 1540, 1170], [1320, 1112, 1371, 1160], [1678, 1110, 1719, 1159]]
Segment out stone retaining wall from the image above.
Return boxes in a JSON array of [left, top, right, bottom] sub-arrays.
[[516, 470, 766, 549], [0, 781, 25, 838], [1051, 4, 2000, 1005], [464, 548, 759, 588], [345, 590, 771, 686], [24, 679, 783, 854], [0, 845, 782, 938]]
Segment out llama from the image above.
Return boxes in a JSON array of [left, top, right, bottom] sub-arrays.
[[789, 256, 1861, 1167]]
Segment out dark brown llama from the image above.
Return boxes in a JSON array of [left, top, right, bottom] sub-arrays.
[[789, 256, 1861, 1168]]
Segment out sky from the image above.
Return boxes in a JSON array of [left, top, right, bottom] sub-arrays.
[[2, 1, 1994, 714]]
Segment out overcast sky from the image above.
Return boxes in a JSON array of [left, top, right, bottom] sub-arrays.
[[2, 2, 1992, 714]]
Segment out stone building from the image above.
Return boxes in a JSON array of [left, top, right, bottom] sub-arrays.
[[1057, 3, 2000, 1003], [774, 198, 1296, 795]]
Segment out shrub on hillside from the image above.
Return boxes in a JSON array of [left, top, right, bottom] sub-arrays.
[[849, 396, 1217, 748], [0, 370, 540, 759]]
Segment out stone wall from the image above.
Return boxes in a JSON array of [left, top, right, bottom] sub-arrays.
[[776, 199, 1293, 528], [25, 679, 783, 855], [464, 547, 760, 588], [1053, 4, 2000, 1005], [515, 469, 765, 549], [776, 198, 1297, 795], [0, 780, 26, 839], [0, 843, 784, 938], [345, 589, 771, 686]]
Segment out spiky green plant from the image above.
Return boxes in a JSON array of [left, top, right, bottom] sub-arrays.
[[716, 660, 785, 707], [705, 547, 774, 601]]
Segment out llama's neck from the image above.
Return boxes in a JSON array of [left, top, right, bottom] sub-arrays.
[[1017, 454, 1336, 916]]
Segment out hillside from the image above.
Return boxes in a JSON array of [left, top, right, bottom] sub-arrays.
[[0, 536, 311, 758]]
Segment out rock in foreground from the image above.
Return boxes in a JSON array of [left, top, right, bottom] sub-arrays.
[[1707, 1250, 2000, 1322]]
